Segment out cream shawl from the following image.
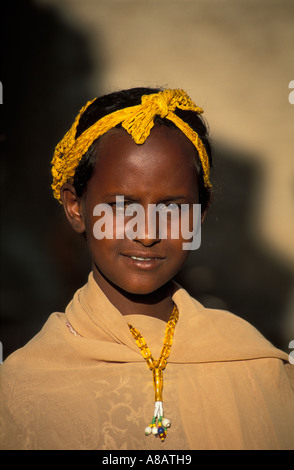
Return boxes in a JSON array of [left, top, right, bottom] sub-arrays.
[[1, 273, 294, 450]]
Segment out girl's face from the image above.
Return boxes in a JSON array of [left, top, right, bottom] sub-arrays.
[[66, 126, 200, 296]]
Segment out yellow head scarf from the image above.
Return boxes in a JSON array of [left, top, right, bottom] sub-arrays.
[[51, 88, 212, 203]]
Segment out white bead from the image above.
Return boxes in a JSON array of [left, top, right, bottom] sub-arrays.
[[145, 426, 152, 436], [152, 426, 158, 435], [162, 418, 171, 428]]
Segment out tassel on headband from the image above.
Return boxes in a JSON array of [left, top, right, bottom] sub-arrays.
[[51, 89, 212, 203]]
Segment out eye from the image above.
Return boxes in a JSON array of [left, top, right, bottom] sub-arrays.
[[109, 200, 132, 213], [157, 203, 180, 212], [167, 203, 180, 211]]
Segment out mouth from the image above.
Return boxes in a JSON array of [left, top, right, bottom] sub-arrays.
[[130, 255, 163, 261], [120, 252, 165, 270], [121, 252, 165, 260]]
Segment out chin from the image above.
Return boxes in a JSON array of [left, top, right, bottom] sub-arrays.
[[119, 278, 170, 296]]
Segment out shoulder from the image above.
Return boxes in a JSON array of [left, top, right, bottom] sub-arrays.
[[173, 285, 289, 363], [0, 312, 79, 450], [285, 363, 294, 392], [0, 313, 70, 410], [1, 313, 68, 378]]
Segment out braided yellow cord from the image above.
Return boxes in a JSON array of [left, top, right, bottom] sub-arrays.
[[51, 89, 212, 203]]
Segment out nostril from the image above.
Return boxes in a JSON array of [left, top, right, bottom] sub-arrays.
[[133, 237, 160, 248]]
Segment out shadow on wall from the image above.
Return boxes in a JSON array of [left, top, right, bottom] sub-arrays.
[[176, 143, 293, 351], [0, 1, 292, 360], [0, 0, 98, 359]]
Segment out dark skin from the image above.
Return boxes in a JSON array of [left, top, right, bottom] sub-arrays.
[[61, 126, 204, 322]]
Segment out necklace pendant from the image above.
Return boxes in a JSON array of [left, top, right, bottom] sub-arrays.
[[144, 401, 171, 441], [153, 367, 163, 402], [128, 304, 179, 442]]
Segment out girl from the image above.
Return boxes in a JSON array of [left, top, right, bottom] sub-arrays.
[[1, 87, 294, 450]]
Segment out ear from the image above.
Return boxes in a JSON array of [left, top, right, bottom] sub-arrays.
[[60, 183, 86, 234]]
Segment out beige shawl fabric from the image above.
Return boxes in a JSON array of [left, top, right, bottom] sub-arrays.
[[1, 273, 294, 450]]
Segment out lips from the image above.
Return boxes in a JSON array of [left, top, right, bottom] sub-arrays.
[[120, 252, 165, 270], [121, 252, 165, 261]]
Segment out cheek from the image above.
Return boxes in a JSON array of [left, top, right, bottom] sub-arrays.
[[85, 213, 119, 261], [165, 206, 200, 239], [89, 208, 131, 242], [87, 237, 112, 264], [168, 239, 190, 265]]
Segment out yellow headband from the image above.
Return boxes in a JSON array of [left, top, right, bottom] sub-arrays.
[[51, 88, 212, 203]]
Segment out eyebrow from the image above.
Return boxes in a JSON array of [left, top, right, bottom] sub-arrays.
[[158, 196, 190, 202], [102, 193, 191, 202], [102, 193, 140, 202]]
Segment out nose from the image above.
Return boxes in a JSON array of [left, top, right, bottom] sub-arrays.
[[135, 236, 160, 247], [128, 204, 161, 246]]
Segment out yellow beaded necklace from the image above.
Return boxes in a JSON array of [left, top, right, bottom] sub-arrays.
[[128, 304, 179, 442]]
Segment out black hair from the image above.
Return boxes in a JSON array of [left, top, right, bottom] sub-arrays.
[[73, 87, 213, 212]]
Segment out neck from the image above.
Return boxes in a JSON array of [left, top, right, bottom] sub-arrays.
[[92, 265, 176, 322]]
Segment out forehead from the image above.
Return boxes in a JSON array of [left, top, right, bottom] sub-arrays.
[[88, 126, 199, 199]]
